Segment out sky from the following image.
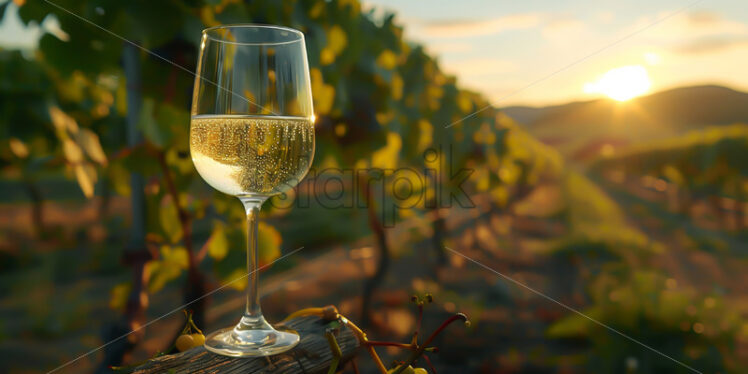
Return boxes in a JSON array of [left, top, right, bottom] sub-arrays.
[[2, 1, 747, 106], [363, 0, 748, 106], [0, 2, 65, 50]]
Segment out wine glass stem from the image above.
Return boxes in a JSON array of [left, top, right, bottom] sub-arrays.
[[241, 197, 268, 328]]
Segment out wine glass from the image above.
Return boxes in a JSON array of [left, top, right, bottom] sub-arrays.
[[190, 24, 314, 357]]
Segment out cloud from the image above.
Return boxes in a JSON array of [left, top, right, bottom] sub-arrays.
[[629, 10, 747, 39], [595, 11, 615, 23], [425, 43, 473, 55], [674, 36, 748, 54], [440, 58, 516, 78], [419, 13, 541, 38], [544, 17, 585, 32], [425, 42, 472, 55], [621, 10, 748, 56], [541, 16, 587, 42], [686, 10, 722, 26]]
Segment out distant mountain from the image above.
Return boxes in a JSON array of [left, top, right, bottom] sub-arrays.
[[503, 85, 748, 161]]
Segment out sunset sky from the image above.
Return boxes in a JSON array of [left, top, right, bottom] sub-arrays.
[[364, 0, 748, 106], [2, 1, 747, 106]]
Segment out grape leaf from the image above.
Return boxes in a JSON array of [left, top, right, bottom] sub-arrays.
[[159, 195, 183, 244], [146, 245, 189, 294], [77, 128, 108, 165], [74, 163, 97, 198], [207, 221, 229, 261], [257, 221, 282, 266], [109, 282, 131, 311], [139, 99, 173, 147]]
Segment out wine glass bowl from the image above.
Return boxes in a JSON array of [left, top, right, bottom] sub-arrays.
[[190, 115, 315, 197], [190, 24, 314, 357]]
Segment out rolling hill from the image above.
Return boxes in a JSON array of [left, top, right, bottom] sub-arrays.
[[503, 85, 748, 162]]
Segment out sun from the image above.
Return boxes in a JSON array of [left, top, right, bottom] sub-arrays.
[[584, 65, 651, 101]]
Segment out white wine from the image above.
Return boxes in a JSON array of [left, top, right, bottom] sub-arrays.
[[190, 115, 315, 196]]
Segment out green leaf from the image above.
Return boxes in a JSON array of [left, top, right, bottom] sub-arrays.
[[207, 221, 229, 261], [371, 132, 401, 169], [220, 268, 247, 291], [36, 23, 121, 76], [121, 1, 185, 48], [376, 49, 398, 70], [108, 160, 131, 196], [546, 306, 602, 339], [257, 222, 282, 266], [8, 138, 30, 159], [155, 103, 190, 146], [62, 138, 83, 163], [159, 195, 183, 244], [77, 128, 108, 165], [122, 144, 162, 176], [139, 99, 173, 147], [74, 163, 97, 198], [210, 221, 281, 287], [146, 245, 189, 293], [310, 68, 335, 115], [212, 224, 248, 290], [162, 244, 189, 267], [109, 282, 131, 311]]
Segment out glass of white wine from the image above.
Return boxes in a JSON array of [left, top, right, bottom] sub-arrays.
[[190, 24, 314, 357]]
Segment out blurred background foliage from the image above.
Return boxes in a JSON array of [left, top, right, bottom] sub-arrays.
[[0, 0, 746, 373]]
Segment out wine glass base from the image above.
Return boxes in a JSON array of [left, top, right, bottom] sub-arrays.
[[204, 326, 300, 357]]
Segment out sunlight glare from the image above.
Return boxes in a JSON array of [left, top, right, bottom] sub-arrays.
[[644, 52, 661, 65], [584, 65, 651, 101]]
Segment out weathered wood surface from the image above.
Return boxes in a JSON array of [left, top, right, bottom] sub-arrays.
[[133, 316, 359, 373]]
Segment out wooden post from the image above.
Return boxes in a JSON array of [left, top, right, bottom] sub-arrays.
[[132, 316, 360, 374], [95, 42, 151, 373], [359, 172, 390, 326]]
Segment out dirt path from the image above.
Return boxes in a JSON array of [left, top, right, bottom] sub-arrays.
[[7, 178, 746, 373]]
